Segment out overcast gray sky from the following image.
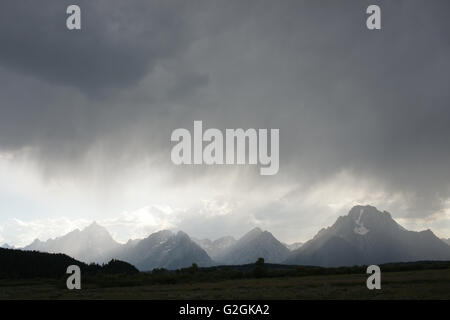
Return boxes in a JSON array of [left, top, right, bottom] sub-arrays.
[[1, 0, 450, 246]]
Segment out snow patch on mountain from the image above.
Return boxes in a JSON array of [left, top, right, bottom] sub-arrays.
[[353, 208, 369, 235]]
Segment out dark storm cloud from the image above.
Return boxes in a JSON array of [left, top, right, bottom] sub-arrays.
[[0, 0, 200, 92], [0, 0, 213, 164], [1, 0, 450, 218]]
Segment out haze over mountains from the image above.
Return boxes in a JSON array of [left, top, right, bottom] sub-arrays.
[[192, 236, 237, 260], [24, 222, 121, 264], [25, 224, 213, 270], [19, 205, 450, 270], [283, 242, 303, 251]]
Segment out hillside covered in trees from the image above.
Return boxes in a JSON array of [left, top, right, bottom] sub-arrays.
[[0, 248, 138, 279]]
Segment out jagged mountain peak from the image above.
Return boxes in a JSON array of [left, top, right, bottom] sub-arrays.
[[119, 229, 213, 271], [285, 205, 450, 267], [148, 229, 174, 240], [338, 205, 402, 236], [176, 230, 190, 239], [215, 227, 290, 264], [23, 222, 120, 264], [348, 205, 392, 220], [82, 221, 111, 234], [250, 227, 263, 233], [84, 221, 101, 229], [240, 227, 264, 242]]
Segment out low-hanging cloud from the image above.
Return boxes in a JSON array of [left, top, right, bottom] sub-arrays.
[[0, 0, 204, 92], [0, 0, 450, 236]]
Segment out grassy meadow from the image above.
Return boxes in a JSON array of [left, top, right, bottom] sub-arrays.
[[1, 267, 449, 299]]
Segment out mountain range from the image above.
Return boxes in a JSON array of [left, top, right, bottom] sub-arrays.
[[24, 224, 213, 270], [19, 205, 450, 270]]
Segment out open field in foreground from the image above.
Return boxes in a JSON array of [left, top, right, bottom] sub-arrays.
[[1, 268, 449, 300]]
